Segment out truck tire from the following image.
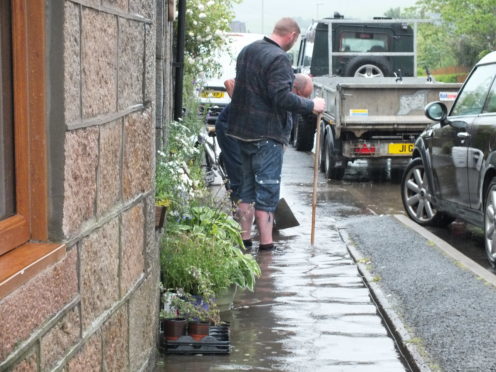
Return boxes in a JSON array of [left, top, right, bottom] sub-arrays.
[[319, 122, 327, 172], [324, 131, 345, 180], [293, 114, 315, 152], [344, 56, 392, 78]]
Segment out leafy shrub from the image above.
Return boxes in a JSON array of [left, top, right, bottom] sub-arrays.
[[161, 205, 260, 296]]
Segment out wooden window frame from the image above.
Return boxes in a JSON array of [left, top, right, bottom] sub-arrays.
[[0, 0, 65, 299], [0, 0, 47, 253]]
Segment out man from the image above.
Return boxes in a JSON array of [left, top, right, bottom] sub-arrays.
[[227, 18, 325, 250], [215, 79, 241, 202], [216, 74, 313, 204]]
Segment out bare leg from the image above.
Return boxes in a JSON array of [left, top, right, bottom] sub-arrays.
[[237, 202, 254, 240], [255, 210, 274, 245]]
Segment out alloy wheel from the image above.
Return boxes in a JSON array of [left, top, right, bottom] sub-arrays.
[[484, 185, 496, 266], [402, 160, 436, 224], [354, 64, 384, 78]]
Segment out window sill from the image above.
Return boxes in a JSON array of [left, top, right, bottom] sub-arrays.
[[0, 242, 66, 299]]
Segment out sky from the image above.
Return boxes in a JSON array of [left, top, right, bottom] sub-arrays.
[[232, 0, 418, 34]]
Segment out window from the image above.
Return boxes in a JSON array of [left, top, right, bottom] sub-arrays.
[[339, 32, 388, 53], [0, 0, 48, 254], [483, 68, 496, 113], [451, 64, 496, 117], [0, 0, 65, 300], [0, 0, 14, 221]]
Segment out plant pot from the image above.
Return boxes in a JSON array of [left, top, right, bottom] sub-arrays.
[[164, 318, 187, 341], [215, 284, 237, 312], [188, 321, 210, 341], [155, 205, 167, 229]]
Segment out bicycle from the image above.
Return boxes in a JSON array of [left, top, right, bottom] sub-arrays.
[[196, 123, 230, 191]]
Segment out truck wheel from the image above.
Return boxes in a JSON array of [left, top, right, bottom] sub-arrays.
[[344, 57, 392, 78], [293, 114, 315, 152], [319, 122, 327, 172], [324, 133, 345, 180]]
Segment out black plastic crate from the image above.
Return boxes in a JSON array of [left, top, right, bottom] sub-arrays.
[[160, 323, 230, 355]]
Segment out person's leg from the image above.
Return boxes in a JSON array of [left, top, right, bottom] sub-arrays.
[[238, 202, 254, 240], [215, 118, 242, 201], [255, 209, 274, 245], [252, 139, 283, 247], [237, 141, 257, 242]]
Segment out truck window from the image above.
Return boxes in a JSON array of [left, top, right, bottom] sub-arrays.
[[303, 41, 314, 68], [339, 32, 388, 53]]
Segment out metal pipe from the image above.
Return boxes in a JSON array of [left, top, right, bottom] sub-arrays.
[[174, 0, 186, 121]]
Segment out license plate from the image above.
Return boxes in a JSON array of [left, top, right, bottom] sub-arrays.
[[200, 90, 225, 98], [388, 143, 414, 154]]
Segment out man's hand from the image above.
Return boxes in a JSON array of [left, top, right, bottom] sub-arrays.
[[224, 79, 235, 98], [312, 97, 325, 114]]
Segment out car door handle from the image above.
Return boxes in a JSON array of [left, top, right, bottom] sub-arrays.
[[457, 132, 470, 138]]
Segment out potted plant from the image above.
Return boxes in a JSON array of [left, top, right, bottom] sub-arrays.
[[162, 317, 187, 341], [161, 288, 219, 341]]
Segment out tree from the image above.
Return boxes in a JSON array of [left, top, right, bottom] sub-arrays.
[[384, 7, 403, 19], [183, 0, 240, 79], [414, 0, 496, 66]]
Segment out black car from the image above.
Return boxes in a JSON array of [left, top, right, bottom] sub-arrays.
[[401, 51, 496, 267]]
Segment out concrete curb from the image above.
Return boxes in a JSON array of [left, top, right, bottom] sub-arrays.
[[393, 214, 496, 288], [338, 226, 432, 372], [339, 214, 496, 372]]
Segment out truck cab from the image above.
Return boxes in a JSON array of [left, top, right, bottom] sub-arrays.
[[296, 14, 415, 78]]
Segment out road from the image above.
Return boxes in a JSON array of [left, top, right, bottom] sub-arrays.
[[322, 157, 491, 271], [157, 147, 495, 371]]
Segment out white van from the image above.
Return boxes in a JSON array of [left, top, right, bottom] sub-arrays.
[[199, 32, 264, 125]]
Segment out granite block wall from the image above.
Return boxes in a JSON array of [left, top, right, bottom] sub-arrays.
[[0, 0, 172, 370]]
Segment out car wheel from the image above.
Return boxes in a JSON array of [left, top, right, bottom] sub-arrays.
[[401, 158, 453, 226], [352, 64, 385, 78], [484, 178, 496, 268], [344, 57, 392, 78]]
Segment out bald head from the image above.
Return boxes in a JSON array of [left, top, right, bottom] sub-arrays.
[[293, 74, 313, 98], [273, 18, 301, 36], [270, 17, 300, 51]]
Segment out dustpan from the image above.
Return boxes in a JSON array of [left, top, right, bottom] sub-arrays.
[[273, 198, 299, 230]]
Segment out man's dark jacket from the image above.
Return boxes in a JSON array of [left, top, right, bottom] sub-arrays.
[[227, 37, 314, 145]]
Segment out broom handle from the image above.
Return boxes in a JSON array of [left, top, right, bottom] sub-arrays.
[[311, 113, 323, 245]]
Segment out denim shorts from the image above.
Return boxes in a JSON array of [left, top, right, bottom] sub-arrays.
[[238, 139, 283, 212]]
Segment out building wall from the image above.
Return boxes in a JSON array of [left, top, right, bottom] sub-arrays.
[[0, 0, 173, 370]]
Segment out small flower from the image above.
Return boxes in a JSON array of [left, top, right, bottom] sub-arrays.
[[198, 13, 206, 19], [197, 3, 204, 11]]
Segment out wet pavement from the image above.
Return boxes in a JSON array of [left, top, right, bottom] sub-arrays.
[[157, 148, 408, 371]]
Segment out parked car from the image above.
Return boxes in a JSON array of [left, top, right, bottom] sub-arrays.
[[295, 13, 415, 78], [401, 51, 496, 267], [199, 32, 264, 125]]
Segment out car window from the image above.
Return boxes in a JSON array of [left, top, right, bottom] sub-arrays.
[[451, 64, 496, 116], [483, 74, 496, 113], [339, 32, 388, 53]]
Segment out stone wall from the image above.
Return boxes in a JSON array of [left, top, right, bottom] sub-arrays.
[[0, 0, 172, 370]]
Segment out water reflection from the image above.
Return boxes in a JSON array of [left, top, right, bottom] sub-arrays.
[[157, 148, 407, 371]]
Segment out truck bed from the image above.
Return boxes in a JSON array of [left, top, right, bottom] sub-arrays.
[[313, 77, 461, 129]]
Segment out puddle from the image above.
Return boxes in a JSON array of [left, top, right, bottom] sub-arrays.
[[156, 149, 408, 371]]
